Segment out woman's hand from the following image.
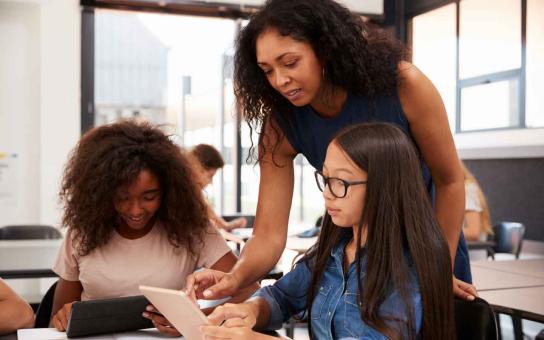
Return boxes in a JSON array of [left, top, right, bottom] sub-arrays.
[[51, 302, 73, 331], [185, 269, 241, 300], [453, 275, 478, 300], [142, 304, 182, 337]]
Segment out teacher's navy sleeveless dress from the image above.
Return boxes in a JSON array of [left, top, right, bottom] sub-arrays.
[[273, 91, 472, 283]]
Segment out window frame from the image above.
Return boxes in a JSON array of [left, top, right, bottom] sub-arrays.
[[454, 0, 528, 133], [409, 0, 533, 134]]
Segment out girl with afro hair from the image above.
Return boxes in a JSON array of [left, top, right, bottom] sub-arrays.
[[50, 120, 258, 334]]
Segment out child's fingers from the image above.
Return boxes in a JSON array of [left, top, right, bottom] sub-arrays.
[[207, 305, 227, 325], [53, 316, 64, 331], [200, 325, 232, 338], [153, 320, 181, 337], [58, 309, 69, 331], [143, 311, 172, 328], [145, 304, 158, 313], [223, 317, 247, 328]]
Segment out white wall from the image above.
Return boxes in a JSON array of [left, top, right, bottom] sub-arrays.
[[455, 128, 544, 160], [0, 1, 41, 225], [0, 0, 81, 227]]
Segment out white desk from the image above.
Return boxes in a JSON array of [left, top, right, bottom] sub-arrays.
[[16, 328, 281, 339], [471, 259, 544, 279], [480, 286, 544, 340], [479, 286, 544, 323], [285, 236, 317, 253], [471, 260, 544, 340], [471, 266, 544, 291], [17, 328, 182, 340], [0, 239, 62, 272]]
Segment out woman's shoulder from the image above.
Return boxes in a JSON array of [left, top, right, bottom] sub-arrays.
[[396, 62, 434, 100]]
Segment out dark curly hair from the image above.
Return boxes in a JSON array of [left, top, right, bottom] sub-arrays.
[[60, 120, 209, 256], [234, 0, 406, 161], [191, 144, 225, 170]]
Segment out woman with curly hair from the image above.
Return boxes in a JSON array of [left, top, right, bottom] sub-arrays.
[[187, 0, 477, 304], [50, 120, 257, 334]]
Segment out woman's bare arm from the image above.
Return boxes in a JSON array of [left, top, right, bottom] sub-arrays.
[[191, 121, 297, 299], [398, 62, 465, 264]]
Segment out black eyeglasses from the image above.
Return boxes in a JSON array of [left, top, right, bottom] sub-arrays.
[[314, 171, 366, 198]]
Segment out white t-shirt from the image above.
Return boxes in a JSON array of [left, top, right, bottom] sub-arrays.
[[465, 182, 482, 212], [53, 223, 231, 301], [464, 182, 488, 243]]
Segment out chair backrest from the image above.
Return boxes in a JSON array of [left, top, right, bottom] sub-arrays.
[[0, 225, 62, 240], [455, 297, 498, 340], [222, 215, 255, 228], [34, 280, 58, 328], [493, 222, 526, 258]]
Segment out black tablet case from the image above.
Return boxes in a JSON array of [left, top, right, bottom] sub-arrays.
[[66, 295, 154, 338]]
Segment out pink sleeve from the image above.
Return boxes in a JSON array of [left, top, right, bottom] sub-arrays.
[[196, 225, 232, 269], [52, 229, 80, 281]]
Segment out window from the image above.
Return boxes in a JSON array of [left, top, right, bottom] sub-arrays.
[[526, 0, 544, 128], [87, 8, 329, 225], [412, 3, 457, 129], [93, 10, 238, 213], [459, 0, 521, 79], [458, 0, 522, 131], [411, 0, 542, 133]]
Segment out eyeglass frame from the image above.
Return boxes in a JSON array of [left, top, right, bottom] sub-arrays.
[[314, 170, 367, 198]]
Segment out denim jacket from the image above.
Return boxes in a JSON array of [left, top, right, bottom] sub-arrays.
[[254, 233, 422, 339]]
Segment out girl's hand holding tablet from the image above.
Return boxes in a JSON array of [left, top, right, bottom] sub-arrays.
[[201, 303, 274, 340], [142, 304, 181, 337]]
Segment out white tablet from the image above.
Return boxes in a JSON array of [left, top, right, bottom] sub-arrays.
[[139, 285, 210, 340]]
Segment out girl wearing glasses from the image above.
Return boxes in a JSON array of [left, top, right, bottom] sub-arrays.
[[199, 123, 454, 339], [186, 0, 476, 304]]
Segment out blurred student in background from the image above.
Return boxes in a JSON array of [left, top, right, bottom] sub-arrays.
[[187, 144, 248, 231], [462, 162, 493, 242]]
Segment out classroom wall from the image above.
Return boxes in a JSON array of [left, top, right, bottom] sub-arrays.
[[0, 0, 81, 228], [464, 158, 544, 242]]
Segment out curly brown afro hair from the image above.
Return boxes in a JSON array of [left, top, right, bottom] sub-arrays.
[[60, 120, 209, 256]]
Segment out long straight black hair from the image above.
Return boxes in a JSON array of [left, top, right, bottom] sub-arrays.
[[305, 123, 454, 339]]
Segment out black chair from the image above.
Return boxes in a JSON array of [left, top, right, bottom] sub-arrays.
[[222, 215, 255, 229], [455, 297, 498, 340], [262, 265, 283, 282], [0, 225, 62, 240], [34, 280, 58, 328], [489, 222, 526, 259]]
